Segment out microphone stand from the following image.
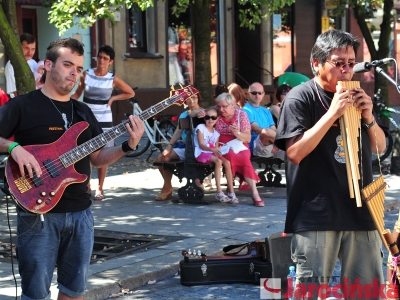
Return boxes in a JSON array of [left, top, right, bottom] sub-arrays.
[[375, 66, 400, 91]]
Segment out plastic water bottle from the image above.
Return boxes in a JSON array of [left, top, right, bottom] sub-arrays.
[[287, 266, 296, 300]]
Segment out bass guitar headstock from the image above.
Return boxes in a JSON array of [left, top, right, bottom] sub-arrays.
[[182, 249, 207, 262], [170, 85, 199, 107]]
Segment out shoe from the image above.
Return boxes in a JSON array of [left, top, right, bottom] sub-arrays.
[[94, 193, 104, 201], [203, 179, 213, 190], [239, 181, 250, 191], [227, 192, 239, 204], [155, 191, 173, 201], [216, 192, 231, 203], [252, 197, 265, 207]]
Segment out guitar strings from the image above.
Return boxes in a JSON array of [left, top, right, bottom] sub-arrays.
[[13, 91, 195, 190]]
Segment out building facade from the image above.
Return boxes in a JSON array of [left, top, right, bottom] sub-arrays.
[[1, 0, 399, 124]]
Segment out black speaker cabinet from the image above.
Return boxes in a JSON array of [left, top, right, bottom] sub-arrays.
[[266, 232, 293, 288]]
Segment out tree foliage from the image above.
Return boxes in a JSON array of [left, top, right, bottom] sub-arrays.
[[46, 0, 295, 34]]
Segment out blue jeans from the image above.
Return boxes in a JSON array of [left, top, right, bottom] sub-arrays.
[[17, 208, 94, 300]]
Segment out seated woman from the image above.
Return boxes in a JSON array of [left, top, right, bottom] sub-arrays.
[[228, 83, 246, 109], [269, 84, 291, 125], [214, 93, 264, 207], [154, 93, 203, 201]]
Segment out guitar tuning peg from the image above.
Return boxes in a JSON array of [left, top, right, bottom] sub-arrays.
[[171, 85, 175, 90], [197, 250, 201, 256], [179, 84, 184, 89], [193, 249, 196, 256], [188, 249, 192, 256]]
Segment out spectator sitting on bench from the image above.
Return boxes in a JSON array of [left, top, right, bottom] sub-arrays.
[[242, 82, 285, 161], [194, 107, 238, 204], [214, 93, 264, 207], [154, 93, 203, 201], [269, 84, 291, 125]]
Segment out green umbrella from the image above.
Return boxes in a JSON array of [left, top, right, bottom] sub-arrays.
[[277, 72, 310, 87]]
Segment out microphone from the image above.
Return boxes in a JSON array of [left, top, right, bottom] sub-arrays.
[[353, 62, 372, 73], [353, 58, 392, 73], [370, 58, 391, 67]]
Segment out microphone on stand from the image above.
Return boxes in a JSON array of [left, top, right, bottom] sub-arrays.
[[353, 58, 392, 73], [353, 62, 373, 73]]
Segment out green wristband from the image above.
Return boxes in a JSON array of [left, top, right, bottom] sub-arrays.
[[7, 142, 19, 154]]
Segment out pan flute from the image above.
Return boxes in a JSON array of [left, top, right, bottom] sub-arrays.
[[338, 81, 389, 250], [337, 81, 362, 207]]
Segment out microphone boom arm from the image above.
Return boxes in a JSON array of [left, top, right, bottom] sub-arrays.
[[375, 66, 400, 91]]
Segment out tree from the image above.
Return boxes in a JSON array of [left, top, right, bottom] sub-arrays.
[[0, 0, 295, 98], [0, 0, 36, 95]]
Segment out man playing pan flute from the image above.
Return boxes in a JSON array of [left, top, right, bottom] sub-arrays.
[[275, 29, 387, 299]]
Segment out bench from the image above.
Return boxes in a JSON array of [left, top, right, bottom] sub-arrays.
[[153, 117, 286, 203], [153, 117, 214, 204], [251, 156, 285, 188]]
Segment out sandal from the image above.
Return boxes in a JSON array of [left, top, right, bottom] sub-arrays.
[[252, 197, 265, 207], [227, 193, 239, 204], [239, 181, 250, 191], [203, 179, 213, 190], [94, 193, 104, 201], [215, 192, 231, 203], [156, 191, 173, 201]]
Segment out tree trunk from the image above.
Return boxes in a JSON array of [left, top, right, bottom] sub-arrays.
[[0, 1, 36, 95], [192, 0, 212, 105], [353, 1, 400, 173]]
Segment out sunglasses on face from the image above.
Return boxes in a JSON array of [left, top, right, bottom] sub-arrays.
[[325, 60, 356, 69], [204, 115, 218, 120], [250, 91, 264, 95], [281, 91, 290, 95]]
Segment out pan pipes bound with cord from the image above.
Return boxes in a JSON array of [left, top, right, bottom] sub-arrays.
[[338, 81, 389, 250], [337, 81, 362, 207]]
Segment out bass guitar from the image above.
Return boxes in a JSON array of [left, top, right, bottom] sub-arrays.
[[6, 86, 198, 214]]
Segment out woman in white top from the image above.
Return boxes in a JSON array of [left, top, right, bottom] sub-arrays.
[[194, 107, 237, 203], [72, 45, 135, 200]]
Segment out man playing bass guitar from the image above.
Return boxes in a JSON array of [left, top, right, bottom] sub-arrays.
[[0, 38, 144, 300]]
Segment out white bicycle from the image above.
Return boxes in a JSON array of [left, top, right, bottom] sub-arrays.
[[116, 95, 177, 159]]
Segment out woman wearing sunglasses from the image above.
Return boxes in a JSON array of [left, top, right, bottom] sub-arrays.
[[270, 84, 292, 125], [194, 107, 237, 203], [214, 93, 264, 206]]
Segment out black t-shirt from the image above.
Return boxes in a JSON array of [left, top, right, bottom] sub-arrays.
[[0, 89, 103, 213], [275, 80, 379, 233]]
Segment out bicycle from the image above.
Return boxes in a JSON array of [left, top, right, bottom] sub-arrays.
[[371, 88, 400, 165], [115, 94, 178, 160]]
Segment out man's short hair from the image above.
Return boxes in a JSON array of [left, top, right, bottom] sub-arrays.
[[20, 33, 36, 44], [310, 29, 360, 76], [45, 38, 85, 63], [98, 45, 115, 60]]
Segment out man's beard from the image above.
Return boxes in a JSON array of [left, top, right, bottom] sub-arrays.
[[50, 67, 75, 94]]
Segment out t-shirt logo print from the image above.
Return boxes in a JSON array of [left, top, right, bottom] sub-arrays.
[[334, 135, 346, 163]]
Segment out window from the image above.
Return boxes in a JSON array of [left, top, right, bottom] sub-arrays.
[[127, 4, 147, 52], [273, 8, 293, 77], [167, 0, 219, 86]]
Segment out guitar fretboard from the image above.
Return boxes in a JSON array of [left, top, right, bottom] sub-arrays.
[[59, 87, 195, 167]]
